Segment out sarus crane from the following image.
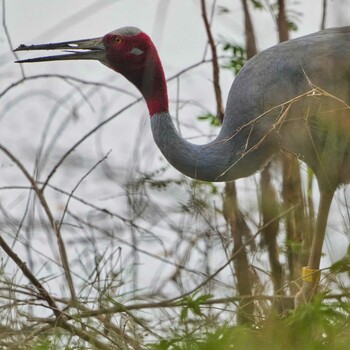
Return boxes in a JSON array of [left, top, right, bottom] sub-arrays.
[[15, 26, 350, 307]]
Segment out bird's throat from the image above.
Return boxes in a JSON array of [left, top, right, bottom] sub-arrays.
[[131, 49, 169, 116]]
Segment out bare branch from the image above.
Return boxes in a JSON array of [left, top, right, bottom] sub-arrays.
[[0, 144, 76, 301], [200, 0, 224, 121]]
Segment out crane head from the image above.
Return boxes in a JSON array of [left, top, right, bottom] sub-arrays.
[[15, 27, 157, 80], [15, 27, 168, 115]]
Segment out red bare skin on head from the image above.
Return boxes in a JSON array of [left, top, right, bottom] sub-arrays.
[[103, 32, 169, 116]]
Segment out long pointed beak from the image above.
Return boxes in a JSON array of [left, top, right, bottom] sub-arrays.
[[14, 37, 106, 63]]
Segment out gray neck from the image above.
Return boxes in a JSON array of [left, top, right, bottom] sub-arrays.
[[151, 112, 264, 182]]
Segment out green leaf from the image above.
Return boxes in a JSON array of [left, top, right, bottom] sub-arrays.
[[288, 21, 298, 32], [250, 0, 264, 9], [197, 113, 221, 126], [180, 307, 188, 322], [218, 6, 230, 14], [179, 293, 213, 322], [196, 294, 213, 303], [32, 339, 52, 350], [147, 338, 179, 350], [221, 43, 247, 75], [330, 256, 350, 274]]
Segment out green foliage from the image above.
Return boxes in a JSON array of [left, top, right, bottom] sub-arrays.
[[250, 0, 264, 9], [330, 244, 350, 275], [222, 43, 247, 75], [191, 179, 219, 195], [148, 298, 350, 350], [217, 6, 230, 14], [285, 239, 303, 254], [179, 293, 213, 322], [288, 21, 298, 32], [31, 338, 52, 350], [197, 113, 221, 127]]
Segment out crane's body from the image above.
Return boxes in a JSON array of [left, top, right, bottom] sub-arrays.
[[15, 25, 350, 306], [154, 27, 350, 188]]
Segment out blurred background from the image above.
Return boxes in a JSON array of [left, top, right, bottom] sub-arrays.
[[1, 0, 350, 348]]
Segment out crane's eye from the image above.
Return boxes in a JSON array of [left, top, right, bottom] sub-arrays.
[[114, 36, 122, 44]]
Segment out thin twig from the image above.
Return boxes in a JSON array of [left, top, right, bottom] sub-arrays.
[[0, 234, 62, 318], [58, 150, 111, 230], [0, 144, 76, 301], [321, 0, 327, 30], [200, 0, 224, 121], [2, 0, 25, 78]]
